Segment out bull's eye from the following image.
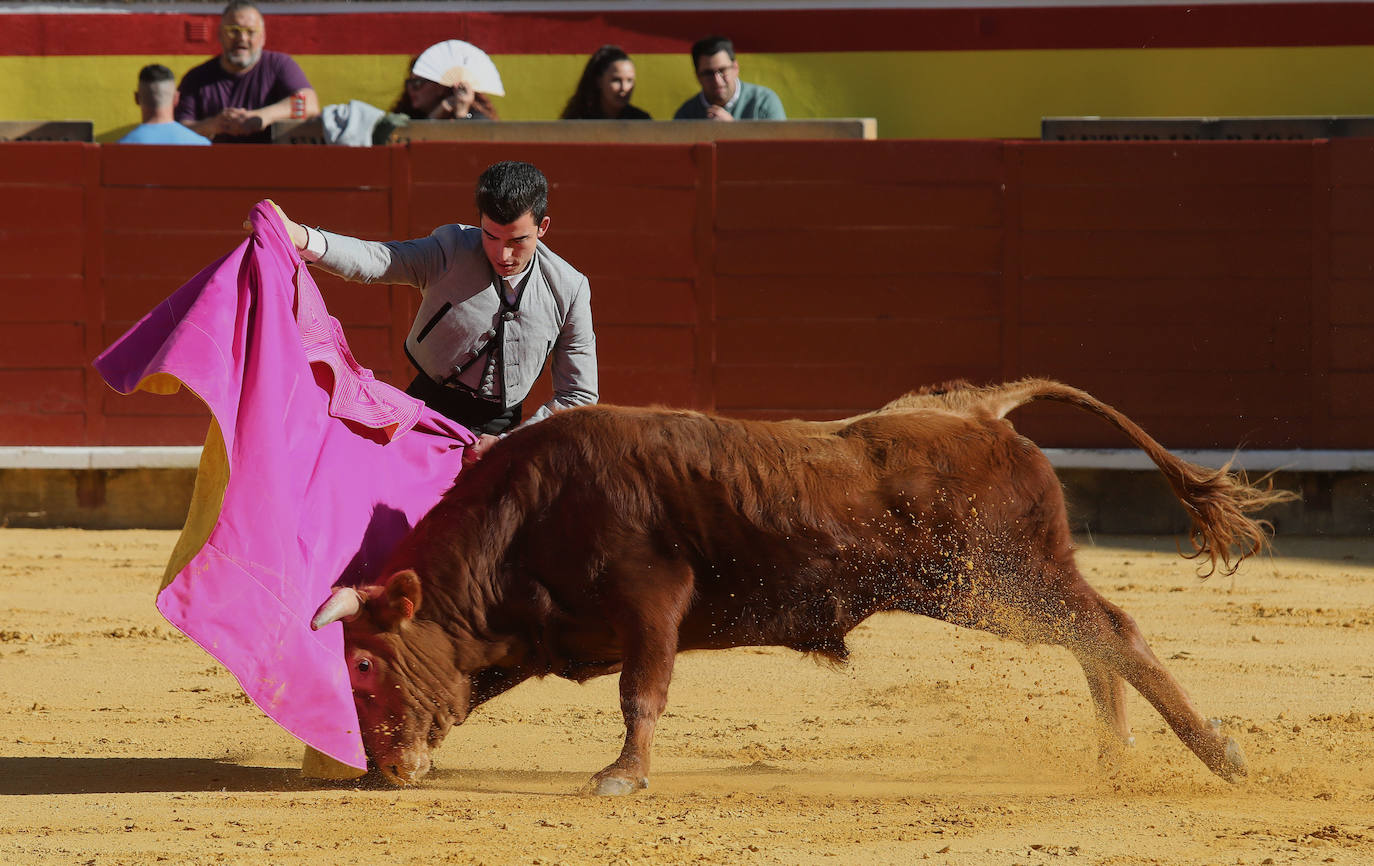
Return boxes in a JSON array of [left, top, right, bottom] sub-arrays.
[[356, 658, 372, 673]]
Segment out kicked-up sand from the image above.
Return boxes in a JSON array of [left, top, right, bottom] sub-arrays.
[[1, 528, 1372, 865]]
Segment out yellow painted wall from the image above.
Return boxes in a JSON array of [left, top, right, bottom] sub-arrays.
[[5, 46, 1374, 142]]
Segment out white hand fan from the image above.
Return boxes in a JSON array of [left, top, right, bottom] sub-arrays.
[[411, 40, 505, 97]]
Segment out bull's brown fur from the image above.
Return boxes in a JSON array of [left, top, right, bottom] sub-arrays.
[[329, 378, 1296, 792]]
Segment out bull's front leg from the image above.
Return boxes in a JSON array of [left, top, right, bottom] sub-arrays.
[[586, 562, 693, 796], [587, 625, 677, 796]]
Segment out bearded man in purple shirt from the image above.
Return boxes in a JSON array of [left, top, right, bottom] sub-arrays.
[[176, 1, 320, 143]]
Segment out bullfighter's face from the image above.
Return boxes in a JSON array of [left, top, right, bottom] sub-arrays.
[[480, 212, 549, 281]]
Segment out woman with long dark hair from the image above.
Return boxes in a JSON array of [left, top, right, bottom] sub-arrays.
[[560, 45, 650, 120]]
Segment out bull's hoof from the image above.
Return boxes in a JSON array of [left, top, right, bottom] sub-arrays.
[[588, 775, 648, 797], [1207, 719, 1248, 783], [1221, 737, 1248, 782]]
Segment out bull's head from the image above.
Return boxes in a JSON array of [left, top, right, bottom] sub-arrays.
[[311, 571, 470, 785]]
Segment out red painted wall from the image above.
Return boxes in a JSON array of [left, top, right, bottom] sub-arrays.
[[2, 139, 1369, 450]]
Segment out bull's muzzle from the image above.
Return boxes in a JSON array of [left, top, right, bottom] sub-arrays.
[[377, 747, 432, 786]]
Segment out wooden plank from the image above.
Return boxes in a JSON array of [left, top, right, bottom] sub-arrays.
[[0, 323, 85, 368], [407, 183, 697, 239], [714, 363, 1003, 413], [82, 145, 106, 445], [592, 278, 697, 326], [1021, 277, 1306, 325], [0, 230, 84, 278], [691, 142, 716, 411], [102, 145, 392, 189], [1329, 186, 1374, 231], [0, 414, 86, 446], [1019, 141, 1312, 187], [1329, 232, 1374, 280], [101, 233, 239, 278], [1331, 279, 1374, 324], [716, 227, 1002, 277], [1328, 139, 1374, 186], [313, 278, 395, 325], [717, 319, 1000, 367], [408, 142, 699, 189], [1021, 230, 1310, 279], [716, 182, 1004, 231], [0, 143, 86, 184], [598, 324, 696, 368], [1022, 184, 1311, 231], [0, 277, 86, 321], [1329, 373, 1374, 420], [716, 274, 1002, 321], [0, 369, 84, 412], [1018, 323, 1307, 373], [0, 185, 84, 226], [103, 187, 392, 236], [392, 119, 874, 145], [1000, 143, 1021, 383], [1331, 326, 1374, 370], [599, 367, 708, 409], [552, 229, 697, 280], [716, 140, 1005, 184]]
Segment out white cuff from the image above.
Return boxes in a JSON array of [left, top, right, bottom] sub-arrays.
[[301, 225, 328, 263]]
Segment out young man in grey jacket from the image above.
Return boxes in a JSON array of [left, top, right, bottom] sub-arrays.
[[275, 160, 597, 464]]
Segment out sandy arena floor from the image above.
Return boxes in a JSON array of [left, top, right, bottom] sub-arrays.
[[1, 528, 1372, 865]]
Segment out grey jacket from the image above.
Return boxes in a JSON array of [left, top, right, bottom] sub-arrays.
[[314, 223, 597, 425]]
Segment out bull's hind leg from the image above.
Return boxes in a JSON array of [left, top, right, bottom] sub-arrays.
[[586, 557, 695, 797], [1054, 574, 1246, 781]]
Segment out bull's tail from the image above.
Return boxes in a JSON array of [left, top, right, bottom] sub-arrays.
[[941, 378, 1297, 576]]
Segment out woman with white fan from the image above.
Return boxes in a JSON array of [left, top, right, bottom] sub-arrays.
[[391, 39, 504, 120]]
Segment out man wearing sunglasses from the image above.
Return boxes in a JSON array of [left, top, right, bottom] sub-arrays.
[[673, 36, 786, 122], [176, 0, 318, 143]]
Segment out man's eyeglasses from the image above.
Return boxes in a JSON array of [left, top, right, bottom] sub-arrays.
[[697, 64, 736, 81], [404, 77, 429, 89], [221, 25, 260, 39]]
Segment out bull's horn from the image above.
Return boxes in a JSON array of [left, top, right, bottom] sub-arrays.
[[310, 587, 363, 631]]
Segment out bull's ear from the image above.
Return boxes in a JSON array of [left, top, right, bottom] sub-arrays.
[[374, 569, 422, 629]]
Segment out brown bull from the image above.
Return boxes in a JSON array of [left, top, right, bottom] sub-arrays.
[[312, 378, 1295, 794]]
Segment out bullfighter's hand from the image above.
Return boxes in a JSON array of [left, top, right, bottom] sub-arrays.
[[241, 200, 308, 251], [463, 433, 500, 466], [705, 105, 735, 122]]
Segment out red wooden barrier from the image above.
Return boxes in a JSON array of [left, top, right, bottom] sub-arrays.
[[0, 139, 1363, 450]]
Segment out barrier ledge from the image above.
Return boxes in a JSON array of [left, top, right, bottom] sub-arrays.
[[273, 118, 877, 145], [0, 446, 202, 470], [2, 447, 1371, 472]]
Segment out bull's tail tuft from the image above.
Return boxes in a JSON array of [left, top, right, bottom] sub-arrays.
[[953, 378, 1299, 576]]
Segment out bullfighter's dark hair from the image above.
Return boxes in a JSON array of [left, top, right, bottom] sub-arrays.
[[476, 161, 549, 225], [691, 35, 736, 67]]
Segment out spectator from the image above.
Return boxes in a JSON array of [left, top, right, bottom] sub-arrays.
[[673, 36, 785, 122], [270, 161, 596, 464], [392, 40, 503, 120], [118, 64, 211, 145], [175, 0, 319, 143], [560, 45, 651, 120]]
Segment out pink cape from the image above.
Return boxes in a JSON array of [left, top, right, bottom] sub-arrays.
[[94, 202, 473, 769]]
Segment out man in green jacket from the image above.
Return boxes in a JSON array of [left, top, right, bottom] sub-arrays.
[[673, 35, 786, 121]]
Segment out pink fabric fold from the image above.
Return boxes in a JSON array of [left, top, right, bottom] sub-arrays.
[[94, 201, 473, 768]]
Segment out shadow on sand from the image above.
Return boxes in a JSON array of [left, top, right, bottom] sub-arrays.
[[0, 756, 311, 796]]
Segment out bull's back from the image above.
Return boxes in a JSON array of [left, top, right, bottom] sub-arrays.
[[516, 405, 1069, 655]]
